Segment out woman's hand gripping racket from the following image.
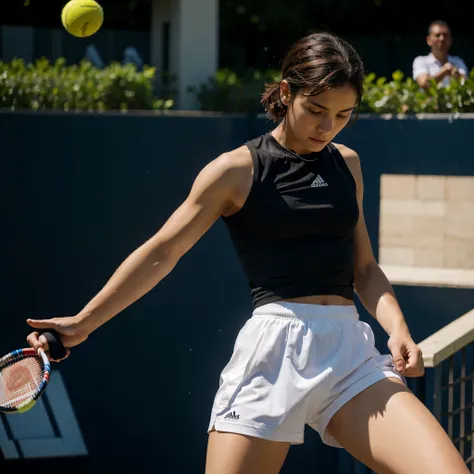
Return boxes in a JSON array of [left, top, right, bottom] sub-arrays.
[[0, 330, 67, 414]]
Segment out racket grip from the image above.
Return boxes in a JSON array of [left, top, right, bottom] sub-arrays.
[[41, 330, 67, 360]]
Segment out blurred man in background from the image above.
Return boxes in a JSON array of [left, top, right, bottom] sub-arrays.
[[412, 20, 468, 89]]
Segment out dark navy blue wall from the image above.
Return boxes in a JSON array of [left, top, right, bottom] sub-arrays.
[[0, 111, 473, 474]]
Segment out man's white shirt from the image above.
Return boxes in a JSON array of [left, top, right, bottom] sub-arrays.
[[413, 53, 468, 86]]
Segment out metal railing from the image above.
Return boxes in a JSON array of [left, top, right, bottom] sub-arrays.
[[340, 308, 474, 473], [419, 309, 474, 471]]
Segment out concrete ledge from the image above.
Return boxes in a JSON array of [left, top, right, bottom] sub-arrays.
[[374, 113, 474, 120], [0, 108, 248, 118], [381, 265, 474, 289], [259, 112, 474, 121], [3, 109, 474, 120], [417, 309, 474, 367]]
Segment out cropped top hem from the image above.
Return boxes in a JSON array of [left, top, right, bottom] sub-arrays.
[[252, 287, 355, 310]]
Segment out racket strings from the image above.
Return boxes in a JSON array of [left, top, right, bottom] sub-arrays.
[[0, 357, 45, 408]]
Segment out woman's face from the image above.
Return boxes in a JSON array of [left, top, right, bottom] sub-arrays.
[[282, 83, 358, 154]]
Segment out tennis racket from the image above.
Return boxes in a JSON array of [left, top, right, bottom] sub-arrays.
[[0, 330, 66, 414]]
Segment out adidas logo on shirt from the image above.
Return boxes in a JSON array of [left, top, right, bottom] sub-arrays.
[[224, 411, 240, 420], [311, 175, 328, 188]]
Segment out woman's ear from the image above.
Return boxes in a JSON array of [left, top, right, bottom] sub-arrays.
[[280, 80, 292, 106]]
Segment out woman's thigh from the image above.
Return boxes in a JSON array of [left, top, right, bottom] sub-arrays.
[[327, 378, 469, 474], [205, 431, 290, 474]]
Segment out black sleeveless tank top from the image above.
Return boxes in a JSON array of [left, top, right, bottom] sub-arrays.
[[222, 132, 359, 309]]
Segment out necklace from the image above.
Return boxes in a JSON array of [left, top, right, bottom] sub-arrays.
[[268, 133, 322, 162]]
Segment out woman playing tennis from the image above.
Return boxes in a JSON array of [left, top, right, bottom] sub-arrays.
[[26, 32, 469, 474]]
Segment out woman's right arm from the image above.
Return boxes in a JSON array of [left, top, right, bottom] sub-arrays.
[[26, 148, 253, 354]]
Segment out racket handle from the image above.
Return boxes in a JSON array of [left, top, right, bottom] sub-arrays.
[[41, 330, 67, 360]]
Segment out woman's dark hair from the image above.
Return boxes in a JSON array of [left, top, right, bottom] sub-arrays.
[[261, 32, 365, 122]]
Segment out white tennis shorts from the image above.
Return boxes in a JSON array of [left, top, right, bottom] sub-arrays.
[[208, 301, 405, 447]]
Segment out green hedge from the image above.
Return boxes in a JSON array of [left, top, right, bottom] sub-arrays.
[[191, 68, 474, 114], [3, 59, 473, 114], [0, 58, 174, 112], [362, 70, 474, 114], [189, 68, 281, 113]]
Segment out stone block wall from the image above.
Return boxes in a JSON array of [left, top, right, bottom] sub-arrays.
[[379, 175, 474, 269]]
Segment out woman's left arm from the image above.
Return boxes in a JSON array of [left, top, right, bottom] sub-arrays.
[[338, 144, 424, 377]]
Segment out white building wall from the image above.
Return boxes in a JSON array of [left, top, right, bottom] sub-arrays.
[[151, 0, 218, 110]]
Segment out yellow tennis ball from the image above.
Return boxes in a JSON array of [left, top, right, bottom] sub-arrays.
[[61, 0, 104, 38]]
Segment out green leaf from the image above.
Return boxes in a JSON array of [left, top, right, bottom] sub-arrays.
[[392, 70, 404, 82]]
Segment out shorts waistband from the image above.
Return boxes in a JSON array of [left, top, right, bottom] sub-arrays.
[[252, 301, 359, 321]]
